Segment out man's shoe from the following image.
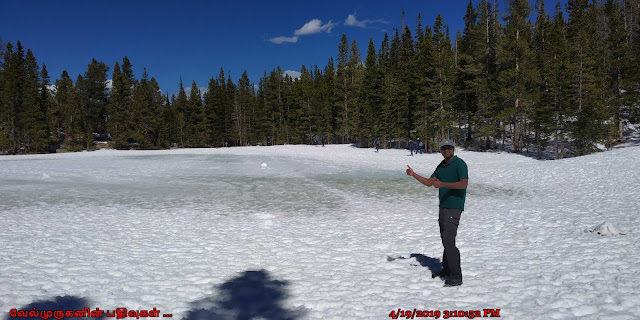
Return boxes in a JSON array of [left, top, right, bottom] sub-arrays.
[[443, 279, 462, 287], [432, 271, 450, 279]]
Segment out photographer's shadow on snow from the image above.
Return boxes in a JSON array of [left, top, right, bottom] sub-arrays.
[[5, 295, 104, 320], [182, 269, 305, 320], [387, 253, 443, 277]]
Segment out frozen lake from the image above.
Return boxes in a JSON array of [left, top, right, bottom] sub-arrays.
[[1, 150, 419, 218], [1, 145, 639, 319]]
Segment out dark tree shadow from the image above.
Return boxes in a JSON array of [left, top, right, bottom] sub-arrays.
[[387, 254, 443, 277], [5, 295, 103, 320], [182, 269, 305, 320]]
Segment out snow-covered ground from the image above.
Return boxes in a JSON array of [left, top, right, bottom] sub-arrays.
[[1, 143, 639, 319]]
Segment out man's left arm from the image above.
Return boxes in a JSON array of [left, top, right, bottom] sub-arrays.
[[435, 178, 468, 189]]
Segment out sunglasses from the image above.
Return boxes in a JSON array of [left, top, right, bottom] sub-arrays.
[[440, 146, 454, 151]]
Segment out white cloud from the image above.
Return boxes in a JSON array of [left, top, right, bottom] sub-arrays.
[[294, 19, 336, 36], [268, 18, 336, 46], [345, 14, 365, 27], [344, 14, 388, 28], [284, 70, 301, 80], [269, 36, 299, 44]]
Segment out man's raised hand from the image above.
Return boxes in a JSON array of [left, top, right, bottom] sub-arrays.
[[406, 165, 414, 177]]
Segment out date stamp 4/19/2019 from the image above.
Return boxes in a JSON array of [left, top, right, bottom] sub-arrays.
[[389, 308, 501, 319]]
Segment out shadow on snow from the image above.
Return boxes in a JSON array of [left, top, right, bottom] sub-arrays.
[[5, 269, 304, 320], [387, 253, 443, 277], [182, 269, 306, 320]]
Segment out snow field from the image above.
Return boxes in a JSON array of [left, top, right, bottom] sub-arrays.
[[1, 143, 639, 319]]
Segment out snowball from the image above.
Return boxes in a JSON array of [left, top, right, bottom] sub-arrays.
[[261, 163, 267, 169]]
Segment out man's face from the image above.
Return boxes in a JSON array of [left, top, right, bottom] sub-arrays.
[[440, 145, 454, 160]]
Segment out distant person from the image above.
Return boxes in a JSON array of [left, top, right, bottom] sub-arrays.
[[405, 139, 468, 287], [408, 140, 415, 156], [417, 138, 424, 154], [374, 138, 380, 152], [321, 136, 326, 147], [314, 136, 319, 146]]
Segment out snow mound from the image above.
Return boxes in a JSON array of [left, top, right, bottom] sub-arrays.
[[585, 222, 626, 236]]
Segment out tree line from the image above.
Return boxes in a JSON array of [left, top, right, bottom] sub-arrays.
[[1, 0, 639, 158]]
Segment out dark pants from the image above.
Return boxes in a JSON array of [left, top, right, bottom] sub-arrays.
[[439, 207, 462, 281]]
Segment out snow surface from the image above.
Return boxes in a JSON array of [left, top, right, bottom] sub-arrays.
[[1, 143, 639, 319]]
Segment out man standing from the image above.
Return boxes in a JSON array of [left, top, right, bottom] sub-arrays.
[[406, 139, 468, 287]]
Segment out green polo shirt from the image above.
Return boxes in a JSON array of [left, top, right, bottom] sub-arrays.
[[430, 155, 468, 211]]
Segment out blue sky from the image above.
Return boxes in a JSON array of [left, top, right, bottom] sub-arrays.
[[1, 0, 566, 96]]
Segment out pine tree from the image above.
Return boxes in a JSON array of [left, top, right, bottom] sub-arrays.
[[254, 73, 269, 145], [78, 58, 109, 148], [415, 23, 438, 152], [214, 69, 230, 146], [473, 0, 501, 150], [236, 70, 254, 146], [603, 0, 635, 144], [292, 65, 314, 144], [131, 68, 161, 148], [107, 61, 128, 148], [40, 64, 55, 149], [0, 42, 20, 153], [566, 0, 608, 155], [547, 3, 572, 159], [624, 0, 640, 123], [432, 15, 456, 141], [204, 76, 220, 146], [347, 39, 363, 144], [186, 80, 205, 147], [320, 58, 336, 142], [259, 71, 274, 145], [174, 79, 188, 146], [283, 72, 296, 144], [498, 0, 535, 153], [335, 34, 350, 142], [53, 71, 81, 147], [48, 70, 65, 144], [226, 76, 238, 145], [488, 0, 509, 150], [161, 95, 179, 148], [360, 38, 383, 145], [455, 0, 480, 146], [18, 49, 47, 153], [147, 77, 165, 148], [396, 26, 416, 142], [263, 67, 288, 145], [379, 32, 397, 147], [530, 0, 556, 158]]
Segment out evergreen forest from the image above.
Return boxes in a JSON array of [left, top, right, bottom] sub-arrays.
[[1, 0, 639, 159]]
